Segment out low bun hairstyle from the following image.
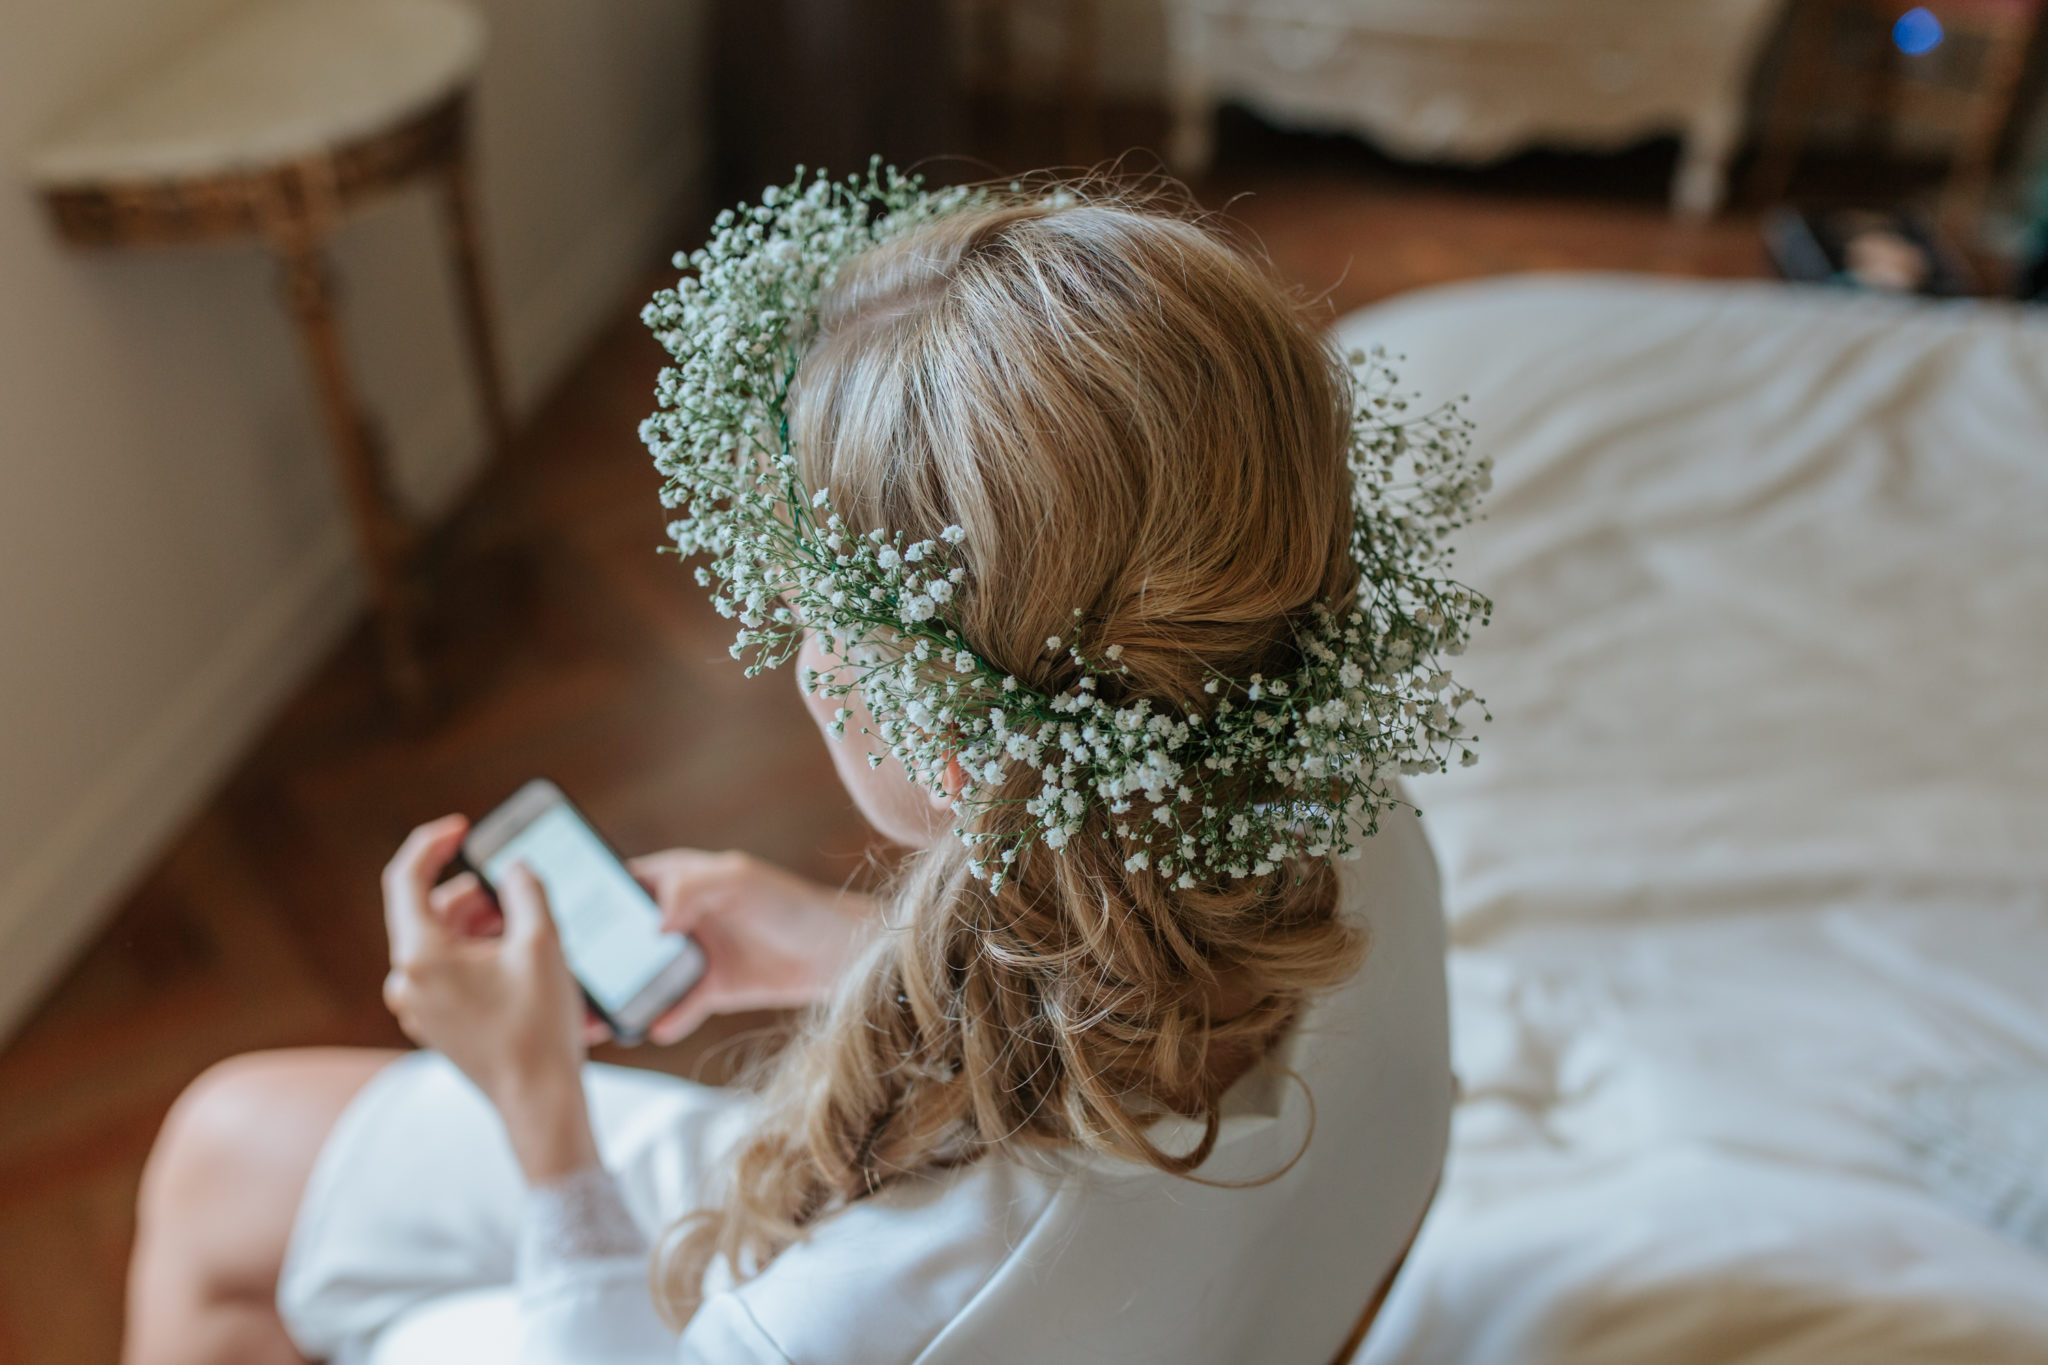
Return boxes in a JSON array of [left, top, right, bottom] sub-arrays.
[[654, 193, 1368, 1323]]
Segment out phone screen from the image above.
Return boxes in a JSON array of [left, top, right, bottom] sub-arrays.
[[478, 802, 702, 1018]]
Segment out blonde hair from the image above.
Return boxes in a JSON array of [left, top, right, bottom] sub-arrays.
[[654, 191, 1369, 1322]]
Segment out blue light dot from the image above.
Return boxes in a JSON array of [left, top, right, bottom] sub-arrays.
[[1894, 7, 1944, 55]]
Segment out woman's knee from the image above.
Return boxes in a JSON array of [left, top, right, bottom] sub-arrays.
[[147, 1053, 313, 1206], [138, 1049, 397, 1288]]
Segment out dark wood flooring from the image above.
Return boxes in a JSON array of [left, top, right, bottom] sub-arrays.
[[0, 142, 1770, 1364]]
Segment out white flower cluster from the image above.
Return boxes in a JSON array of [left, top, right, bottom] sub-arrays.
[[639, 163, 1490, 890]]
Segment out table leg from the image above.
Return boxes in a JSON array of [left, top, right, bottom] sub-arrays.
[[267, 216, 427, 711], [436, 128, 512, 461], [1673, 101, 1740, 218], [1939, 4, 2041, 236], [1747, 0, 1839, 205], [1166, 5, 1215, 177]]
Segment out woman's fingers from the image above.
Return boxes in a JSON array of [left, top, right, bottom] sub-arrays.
[[384, 815, 468, 902], [629, 849, 749, 934], [382, 815, 468, 963], [624, 850, 680, 893], [428, 869, 482, 910], [429, 870, 502, 937], [648, 993, 717, 1047], [628, 848, 724, 896], [496, 863, 558, 946]]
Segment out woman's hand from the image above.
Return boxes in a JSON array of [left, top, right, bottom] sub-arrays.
[[381, 815, 597, 1183], [625, 849, 874, 1045]]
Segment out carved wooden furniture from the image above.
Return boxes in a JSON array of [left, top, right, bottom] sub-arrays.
[[28, 0, 507, 709], [1748, 0, 2047, 227], [1164, 0, 1790, 216]]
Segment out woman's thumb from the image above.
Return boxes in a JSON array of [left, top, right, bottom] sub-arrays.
[[498, 863, 556, 943]]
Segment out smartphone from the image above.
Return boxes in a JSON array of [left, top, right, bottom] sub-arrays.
[[463, 779, 706, 1044]]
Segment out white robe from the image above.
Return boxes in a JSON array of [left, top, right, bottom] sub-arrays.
[[277, 809, 1450, 1365]]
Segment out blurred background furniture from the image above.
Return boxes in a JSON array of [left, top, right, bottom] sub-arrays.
[[712, 0, 1108, 199], [1164, 0, 1790, 215], [28, 0, 509, 710], [712, 0, 963, 199], [1749, 0, 2048, 228], [954, 0, 1105, 164]]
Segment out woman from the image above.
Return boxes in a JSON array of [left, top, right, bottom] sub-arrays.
[[124, 176, 1476, 1364]]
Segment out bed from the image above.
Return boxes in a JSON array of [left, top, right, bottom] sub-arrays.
[[1331, 276, 2048, 1364]]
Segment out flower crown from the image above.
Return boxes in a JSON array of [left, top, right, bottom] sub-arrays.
[[640, 164, 1490, 890]]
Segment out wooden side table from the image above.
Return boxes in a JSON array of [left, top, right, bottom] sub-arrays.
[[28, 0, 509, 710]]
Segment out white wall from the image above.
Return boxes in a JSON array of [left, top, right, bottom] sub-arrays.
[[0, 0, 709, 1041]]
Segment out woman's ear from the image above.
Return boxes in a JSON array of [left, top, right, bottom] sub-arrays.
[[930, 754, 968, 812]]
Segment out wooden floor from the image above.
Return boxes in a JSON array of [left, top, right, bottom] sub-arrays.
[[0, 131, 1770, 1364]]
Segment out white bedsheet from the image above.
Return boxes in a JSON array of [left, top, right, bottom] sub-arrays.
[[1331, 277, 2048, 1363]]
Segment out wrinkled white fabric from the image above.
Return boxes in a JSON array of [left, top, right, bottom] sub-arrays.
[[1898, 1073, 2048, 1258], [1331, 276, 2048, 1364], [277, 811, 1450, 1364]]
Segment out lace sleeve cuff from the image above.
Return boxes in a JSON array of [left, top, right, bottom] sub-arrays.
[[517, 1163, 649, 1283]]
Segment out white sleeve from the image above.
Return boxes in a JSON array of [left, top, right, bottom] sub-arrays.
[[674, 1295, 795, 1364], [514, 1165, 671, 1364], [514, 1166, 792, 1364]]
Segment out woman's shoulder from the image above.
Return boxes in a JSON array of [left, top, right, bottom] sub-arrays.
[[708, 815, 1451, 1364], [695, 1158, 1063, 1365], [1335, 805, 1444, 944], [1340, 804, 1448, 990], [699, 813, 1450, 1364], [1301, 805, 1453, 1137]]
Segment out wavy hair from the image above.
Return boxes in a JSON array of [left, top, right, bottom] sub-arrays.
[[653, 190, 1369, 1322]]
